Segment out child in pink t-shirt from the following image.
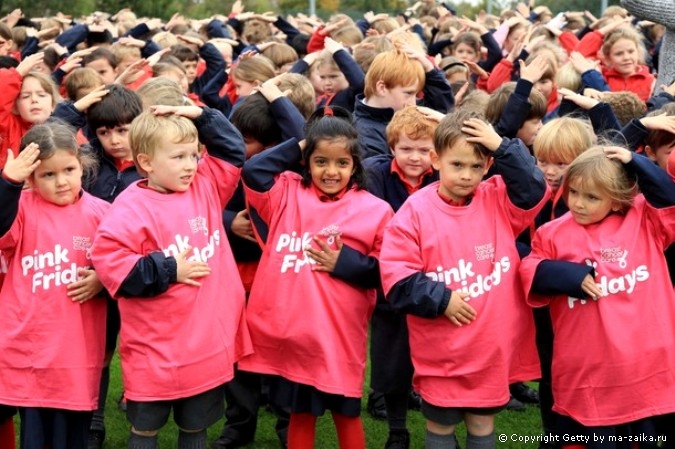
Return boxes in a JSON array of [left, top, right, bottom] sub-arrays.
[[0, 250, 15, 449], [379, 109, 549, 449], [0, 121, 110, 449], [520, 146, 675, 447], [239, 99, 393, 449], [91, 105, 250, 449]]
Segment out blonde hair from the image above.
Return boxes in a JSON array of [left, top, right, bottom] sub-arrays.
[[20, 72, 60, 107], [152, 31, 179, 49], [261, 43, 298, 72], [563, 146, 636, 214], [231, 55, 276, 84], [64, 67, 104, 101], [277, 73, 316, 120], [332, 26, 364, 47], [533, 117, 594, 164], [137, 77, 193, 108], [353, 36, 394, 73], [129, 111, 198, 177], [555, 62, 582, 91]]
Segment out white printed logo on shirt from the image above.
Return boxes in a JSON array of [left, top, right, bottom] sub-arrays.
[[567, 257, 650, 308], [21, 244, 91, 293], [425, 255, 512, 299], [275, 226, 341, 274]]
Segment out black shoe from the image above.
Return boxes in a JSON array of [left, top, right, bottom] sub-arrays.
[[510, 382, 539, 404], [87, 429, 105, 449], [367, 391, 387, 420], [407, 390, 422, 411], [212, 436, 251, 449], [385, 430, 410, 449], [506, 395, 526, 412]]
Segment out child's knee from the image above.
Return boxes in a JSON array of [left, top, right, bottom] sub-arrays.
[[131, 427, 159, 437], [426, 419, 456, 435], [464, 413, 495, 436]]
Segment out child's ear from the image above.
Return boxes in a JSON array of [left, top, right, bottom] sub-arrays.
[[375, 79, 388, 96], [136, 154, 152, 174], [644, 145, 657, 161], [484, 157, 494, 174], [430, 149, 441, 170]]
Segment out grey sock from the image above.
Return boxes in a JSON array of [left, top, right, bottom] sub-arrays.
[[178, 429, 207, 449], [466, 432, 496, 449], [426, 429, 457, 449], [128, 433, 158, 449]]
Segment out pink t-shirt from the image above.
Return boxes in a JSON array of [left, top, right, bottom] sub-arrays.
[[520, 197, 675, 426], [380, 177, 549, 408], [91, 155, 251, 401], [239, 172, 394, 398], [0, 190, 109, 410]]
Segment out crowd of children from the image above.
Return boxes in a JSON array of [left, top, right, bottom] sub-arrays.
[[0, 1, 675, 449]]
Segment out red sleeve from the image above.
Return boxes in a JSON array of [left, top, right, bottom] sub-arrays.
[[486, 59, 513, 93], [574, 30, 603, 59], [307, 26, 327, 53], [558, 31, 579, 55]]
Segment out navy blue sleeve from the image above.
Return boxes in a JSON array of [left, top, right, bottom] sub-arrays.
[[191, 43, 226, 97], [243, 138, 302, 192], [647, 92, 675, 112], [0, 175, 23, 236], [51, 67, 67, 92], [531, 260, 593, 298], [20, 36, 39, 59], [332, 244, 381, 289], [51, 101, 87, 130], [494, 78, 532, 138], [55, 24, 89, 53], [201, 70, 229, 114], [207, 19, 232, 39], [334, 49, 365, 94], [581, 70, 610, 92], [492, 137, 548, 209], [419, 67, 454, 113], [625, 153, 675, 208], [194, 107, 245, 168], [274, 16, 300, 43], [269, 97, 305, 141], [124, 23, 150, 39], [428, 38, 453, 57], [355, 19, 370, 36], [588, 102, 621, 138], [289, 59, 309, 75], [141, 40, 161, 59], [386, 272, 451, 318], [479, 32, 502, 73], [618, 118, 647, 151], [117, 252, 177, 298]]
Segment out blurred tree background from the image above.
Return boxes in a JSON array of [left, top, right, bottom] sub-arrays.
[[1, 0, 622, 23]]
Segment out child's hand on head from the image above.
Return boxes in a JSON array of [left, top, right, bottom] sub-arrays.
[[115, 58, 149, 85], [74, 85, 110, 113], [639, 112, 675, 134], [16, 52, 45, 77], [462, 118, 502, 152], [397, 42, 434, 71], [175, 246, 211, 287], [519, 53, 549, 84], [3, 143, 41, 183], [416, 106, 446, 122], [580, 273, 603, 300], [569, 51, 599, 74], [304, 235, 342, 273], [146, 47, 171, 67], [151, 104, 203, 119], [603, 146, 632, 164], [558, 87, 600, 110], [177, 34, 205, 49], [67, 269, 103, 303], [323, 37, 344, 54], [256, 76, 287, 103], [444, 290, 476, 326]]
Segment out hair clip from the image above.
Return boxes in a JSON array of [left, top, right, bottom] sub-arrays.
[[324, 107, 334, 117]]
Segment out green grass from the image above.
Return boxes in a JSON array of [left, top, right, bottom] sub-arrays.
[[15, 353, 543, 448]]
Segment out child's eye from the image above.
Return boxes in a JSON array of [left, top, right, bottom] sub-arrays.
[[472, 164, 484, 170]]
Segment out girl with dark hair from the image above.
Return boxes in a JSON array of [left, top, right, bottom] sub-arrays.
[[240, 103, 393, 449]]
